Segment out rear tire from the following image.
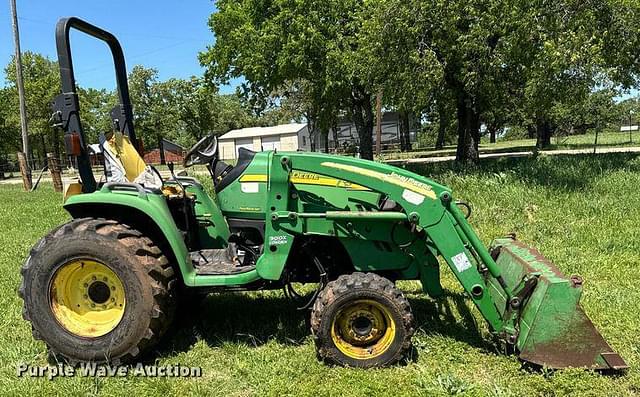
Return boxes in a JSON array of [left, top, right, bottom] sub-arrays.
[[19, 218, 176, 364], [310, 272, 414, 368]]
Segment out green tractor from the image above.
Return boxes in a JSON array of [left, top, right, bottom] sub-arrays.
[[19, 17, 627, 370]]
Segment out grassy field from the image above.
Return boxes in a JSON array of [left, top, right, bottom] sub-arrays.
[[1, 153, 639, 396]]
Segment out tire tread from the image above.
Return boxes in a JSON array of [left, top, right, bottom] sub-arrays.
[[19, 217, 176, 365]]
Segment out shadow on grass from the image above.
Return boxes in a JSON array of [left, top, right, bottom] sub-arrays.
[[409, 292, 490, 352], [160, 293, 309, 355], [406, 152, 640, 192], [152, 289, 492, 361], [547, 141, 635, 151]]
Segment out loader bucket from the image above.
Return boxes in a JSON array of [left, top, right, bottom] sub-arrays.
[[488, 238, 628, 371]]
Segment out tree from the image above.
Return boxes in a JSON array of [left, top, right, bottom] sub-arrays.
[[4, 52, 61, 160], [128, 66, 192, 155], [360, 0, 640, 161], [363, 0, 530, 164], [129, 68, 264, 152], [167, 77, 263, 148], [266, 80, 340, 152], [549, 88, 618, 137], [78, 87, 117, 144], [358, 2, 442, 152], [128, 65, 165, 148], [200, 0, 378, 159], [0, 87, 21, 178], [513, 1, 640, 148], [617, 97, 640, 129]]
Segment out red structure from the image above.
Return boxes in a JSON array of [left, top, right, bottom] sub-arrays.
[[142, 138, 186, 165], [143, 149, 184, 165]]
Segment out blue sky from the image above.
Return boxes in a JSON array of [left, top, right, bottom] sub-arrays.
[[0, 0, 238, 93]]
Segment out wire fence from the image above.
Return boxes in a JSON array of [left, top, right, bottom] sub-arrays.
[[0, 155, 77, 180]]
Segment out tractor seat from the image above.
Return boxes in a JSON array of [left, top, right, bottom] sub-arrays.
[[213, 147, 257, 192], [100, 132, 162, 189]]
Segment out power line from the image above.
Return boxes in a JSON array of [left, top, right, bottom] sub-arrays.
[[17, 15, 204, 42], [74, 39, 194, 77]]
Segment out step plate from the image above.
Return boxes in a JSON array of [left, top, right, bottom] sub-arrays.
[[191, 249, 256, 276]]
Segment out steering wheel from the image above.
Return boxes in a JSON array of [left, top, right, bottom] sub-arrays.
[[184, 135, 218, 168]]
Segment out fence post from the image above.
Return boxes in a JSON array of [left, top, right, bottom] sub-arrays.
[[17, 152, 32, 191], [47, 153, 63, 192]]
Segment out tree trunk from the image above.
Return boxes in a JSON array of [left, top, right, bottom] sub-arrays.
[[527, 125, 536, 139], [489, 125, 497, 144], [398, 110, 411, 152], [472, 110, 481, 152], [51, 129, 61, 162], [436, 105, 448, 150], [536, 116, 552, 149], [157, 134, 166, 165], [307, 117, 317, 152], [331, 125, 339, 153], [350, 87, 374, 160], [39, 133, 47, 170], [455, 95, 480, 165], [323, 129, 329, 153]]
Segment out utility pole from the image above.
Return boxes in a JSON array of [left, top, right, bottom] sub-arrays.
[[375, 90, 382, 156], [9, 0, 32, 190]]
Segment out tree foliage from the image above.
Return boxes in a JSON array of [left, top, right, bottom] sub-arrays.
[[363, 0, 639, 161], [200, 0, 379, 159], [4, 51, 61, 158], [0, 58, 286, 164], [2, 1, 640, 167]]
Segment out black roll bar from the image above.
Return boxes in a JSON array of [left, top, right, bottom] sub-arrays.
[[52, 17, 139, 192]]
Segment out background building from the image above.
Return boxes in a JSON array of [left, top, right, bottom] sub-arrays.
[[315, 112, 419, 152], [218, 123, 309, 160], [217, 112, 419, 160]]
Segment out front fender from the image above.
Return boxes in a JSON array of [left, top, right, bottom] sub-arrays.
[[63, 189, 197, 285]]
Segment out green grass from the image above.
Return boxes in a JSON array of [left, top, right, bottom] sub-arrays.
[[1, 154, 640, 396], [382, 131, 639, 161]]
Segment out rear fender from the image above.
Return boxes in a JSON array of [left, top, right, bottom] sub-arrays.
[[63, 190, 196, 285]]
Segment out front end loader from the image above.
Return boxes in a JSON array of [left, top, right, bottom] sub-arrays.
[[18, 17, 627, 371]]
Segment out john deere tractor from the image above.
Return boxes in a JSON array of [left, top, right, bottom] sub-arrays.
[[19, 17, 627, 370]]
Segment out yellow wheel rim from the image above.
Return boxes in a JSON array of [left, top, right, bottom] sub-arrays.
[[49, 259, 126, 338], [331, 299, 396, 360]]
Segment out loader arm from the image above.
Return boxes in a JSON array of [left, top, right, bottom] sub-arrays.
[[260, 151, 626, 370]]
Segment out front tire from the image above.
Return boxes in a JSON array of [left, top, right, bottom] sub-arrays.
[[310, 272, 414, 368], [19, 218, 176, 364]]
